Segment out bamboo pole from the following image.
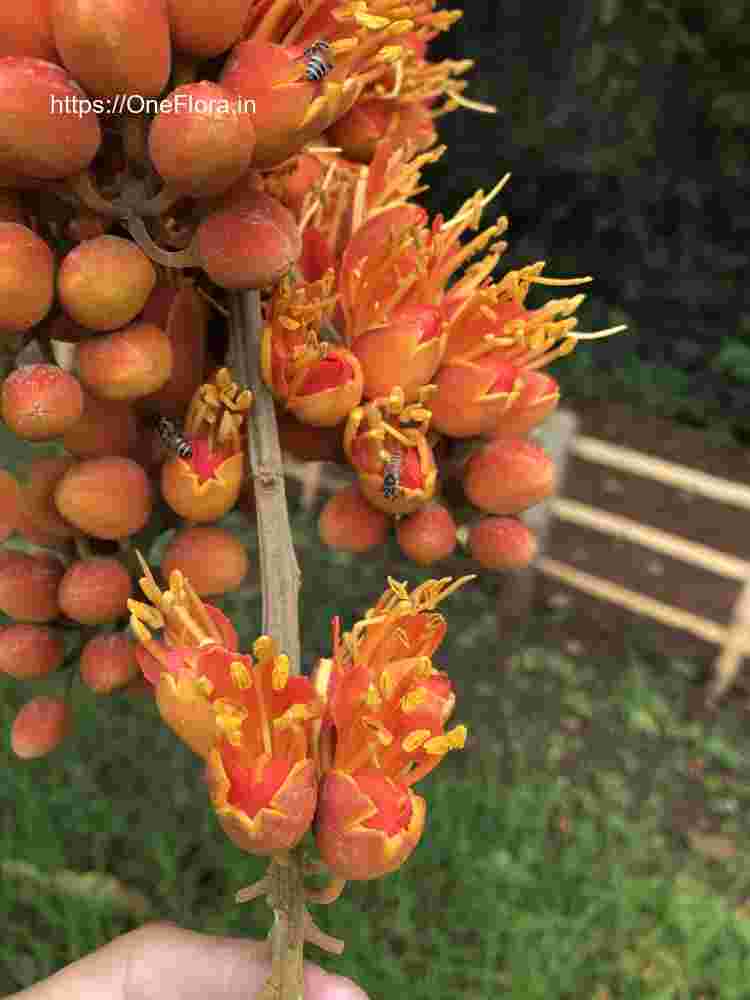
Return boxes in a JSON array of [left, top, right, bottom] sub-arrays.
[[549, 497, 750, 582], [497, 409, 579, 632], [537, 557, 750, 653], [571, 436, 750, 512], [707, 575, 750, 703]]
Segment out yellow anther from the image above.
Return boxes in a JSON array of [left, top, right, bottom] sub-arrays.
[[196, 675, 214, 698], [366, 683, 382, 708], [379, 670, 394, 699], [272, 654, 290, 691], [274, 703, 315, 729], [401, 688, 427, 712], [424, 724, 467, 754], [253, 635, 277, 661], [127, 599, 164, 630], [402, 729, 431, 752], [230, 661, 252, 690], [354, 11, 390, 29], [129, 614, 151, 642]]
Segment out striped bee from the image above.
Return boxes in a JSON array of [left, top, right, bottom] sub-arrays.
[[303, 39, 332, 82], [158, 417, 193, 460], [382, 448, 402, 500]]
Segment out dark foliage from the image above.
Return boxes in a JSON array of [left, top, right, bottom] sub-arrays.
[[422, 1, 749, 426]]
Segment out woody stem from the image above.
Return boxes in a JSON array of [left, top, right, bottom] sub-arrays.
[[228, 290, 306, 1000], [229, 290, 302, 673]]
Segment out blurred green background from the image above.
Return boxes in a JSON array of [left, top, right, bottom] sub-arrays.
[[3, 2, 750, 996]]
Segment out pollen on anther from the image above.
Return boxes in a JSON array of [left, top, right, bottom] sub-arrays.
[[272, 654, 290, 691], [402, 729, 431, 752], [401, 688, 427, 712], [230, 661, 252, 690], [424, 725, 467, 754], [196, 675, 214, 698]]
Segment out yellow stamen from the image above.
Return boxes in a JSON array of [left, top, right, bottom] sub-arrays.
[[127, 599, 164, 630], [129, 614, 151, 643], [231, 661, 252, 690], [254, 668, 273, 758], [196, 675, 214, 698], [530, 274, 593, 286], [424, 724, 468, 754], [442, 88, 497, 113], [402, 728, 431, 752], [366, 683, 382, 708], [401, 688, 427, 712], [272, 654, 290, 691], [571, 325, 629, 340], [253, 636, 277, 661]]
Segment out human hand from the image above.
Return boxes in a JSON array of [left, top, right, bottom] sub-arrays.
[[11, 921, 370, 999]]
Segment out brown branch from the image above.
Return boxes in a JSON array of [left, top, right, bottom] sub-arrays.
[[229, 290, 306, 1000], [229, 290, 302, 673]]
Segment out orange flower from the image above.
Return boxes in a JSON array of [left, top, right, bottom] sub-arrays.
[[261, 271, 363, 425], [160, 367, 252, 521], [128, 558, 323, 855], [350, 304, 446, 402], [311, 575, 470, 880], [220, 2, 461, 168], [325, 31, 496, 163], [344, 389, 437, 515], [428, 345, 523, 438]]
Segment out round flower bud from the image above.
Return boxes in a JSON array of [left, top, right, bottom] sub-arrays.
[[76, 322, 173, 401], [80, 632, 140, 694], [396, 502, 457, 566], [490, 372, 560, 439], [54, 456, 152, 539], [0, 2, 56, 61], [62, 391, 139, 458], [195, 190, 301, 289], [166, 0, 249, 58], [161, 526, 249, 596], [138, 283, 208, 418], [50, 0, 171, 99], [0, 550, 63, 622], [58, 557, 132, 624], [1, 364, 83, 440], [11, 696, 71, 759], [149, 82, 256, 198], [463, 437, 556, 515], [0, 58, 101, 181], [18, 455, 77, 541], [0, 624, 65, 679], [319, 484, 390, 553], [469, 516, 538, 571], [57, 236, 156, 332], [0, 223, 54, 335]]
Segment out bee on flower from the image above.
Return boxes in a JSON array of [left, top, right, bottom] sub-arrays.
[[160, 367, 253, 522], [382, 445, 403, 499], [157, 416, 193, 460], [303, 39, 333, 82]]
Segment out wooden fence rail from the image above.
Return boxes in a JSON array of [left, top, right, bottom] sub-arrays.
[[530, 417, 750, 702], [285, 407, 750, 702]]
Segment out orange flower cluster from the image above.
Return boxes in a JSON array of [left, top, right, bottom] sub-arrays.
[[128, 558, 469, 885], [261, 140, 626, 567]]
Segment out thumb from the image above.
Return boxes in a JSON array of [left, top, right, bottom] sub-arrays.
[[126, 922, 371, 1000]]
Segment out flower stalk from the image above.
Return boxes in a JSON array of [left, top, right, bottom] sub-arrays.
[[228, 289, 307, 999]]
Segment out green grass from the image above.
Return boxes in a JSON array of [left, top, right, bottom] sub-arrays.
[[2, 347, 750, 996], [4, 598, 750, 998]]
